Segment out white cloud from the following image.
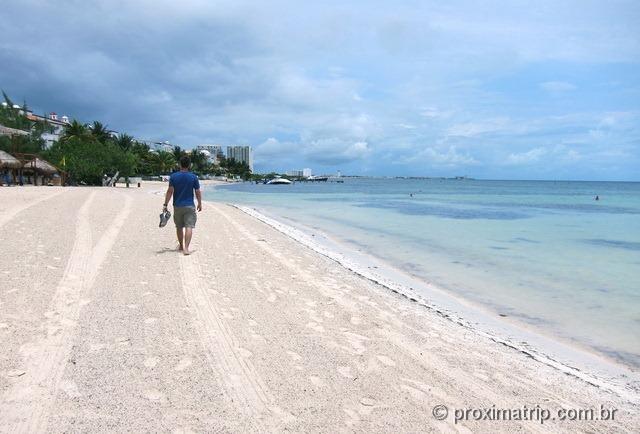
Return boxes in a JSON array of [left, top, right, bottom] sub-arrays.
[[506, 148, 548, 165], [446, 118, 510, 137], [399, 145, 478, 166]]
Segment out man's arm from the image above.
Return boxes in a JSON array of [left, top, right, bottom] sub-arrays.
[[195, 189, 202, 212], [164, 186, 174, 209]]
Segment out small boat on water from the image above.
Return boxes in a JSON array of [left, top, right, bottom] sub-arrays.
[[306, 175, 328, 182], [266, 177, 293, 185]]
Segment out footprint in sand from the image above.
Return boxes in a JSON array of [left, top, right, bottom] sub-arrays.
[[376, 355, 396, 367], [0, 323, 9, 329], [360, 397, 376, 407], [61, 380, 82, 398], [309, 376, 325, 387], [247, 319, 258, 327], [267, 294, 277, 303], [175, 358, 192, 371], [337, 366, 353, 378], [144, 317, 158, 324], [144, 357, 159, 368], [350, 316, 362, 325], [144, 389, 165, 401]]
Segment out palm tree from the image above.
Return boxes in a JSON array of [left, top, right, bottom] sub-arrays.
[[115, 133, 134, 152], [189, 149, 209, 173], [61, 119, 89, 142], [172, 145, 184, 161], [153, 151, 176, 174], [90, 121, 111, 144]]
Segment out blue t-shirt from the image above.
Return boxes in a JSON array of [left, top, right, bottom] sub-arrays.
[[169, 171, 200, 207]]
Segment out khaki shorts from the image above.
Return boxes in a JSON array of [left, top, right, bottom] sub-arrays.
[[173, 206, 197, 228]]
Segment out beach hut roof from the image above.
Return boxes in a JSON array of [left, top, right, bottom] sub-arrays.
[[23, 157, 58, 175], [0, 150, 22, 169], [0, 124, 30, 137]]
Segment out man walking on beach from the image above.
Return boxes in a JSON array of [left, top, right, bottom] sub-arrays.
[[163, 156, 202, 255]]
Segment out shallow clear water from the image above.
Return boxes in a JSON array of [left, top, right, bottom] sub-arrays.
[[206, 178, 640, 368]]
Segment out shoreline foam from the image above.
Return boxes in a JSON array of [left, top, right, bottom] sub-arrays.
[[231, 203, 640, 403]]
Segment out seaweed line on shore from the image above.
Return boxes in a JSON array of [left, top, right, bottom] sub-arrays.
[[231, 203, 639, 404]]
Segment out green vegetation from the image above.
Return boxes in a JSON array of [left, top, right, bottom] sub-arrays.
[[0, 91, 253, 184], [0, 91, 52, 155]]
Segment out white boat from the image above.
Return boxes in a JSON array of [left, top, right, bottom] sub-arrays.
[[306, 175, 328, 182], [266, 177, 293, 185]]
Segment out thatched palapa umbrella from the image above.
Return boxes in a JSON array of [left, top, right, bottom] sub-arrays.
[[0, 150, 22, 169], [23, 157, 58, 175]]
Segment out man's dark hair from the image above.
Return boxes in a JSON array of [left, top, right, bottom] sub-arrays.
[[180, 155, 191, 169]]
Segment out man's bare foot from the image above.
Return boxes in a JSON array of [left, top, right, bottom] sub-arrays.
[[177, 245, 183, 252], [183, 248, 191, 256]]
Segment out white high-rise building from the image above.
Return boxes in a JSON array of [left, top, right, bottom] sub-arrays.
[[196, 144, 224, 163], [226, 145, 253, 172], [287, 168, 313, 178]]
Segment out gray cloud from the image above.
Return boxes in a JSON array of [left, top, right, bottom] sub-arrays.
[[1, 0, 639, 179]]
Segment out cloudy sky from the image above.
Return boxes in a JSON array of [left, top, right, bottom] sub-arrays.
[[1, 0, 639, 180]]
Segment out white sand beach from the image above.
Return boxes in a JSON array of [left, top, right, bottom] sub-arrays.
[[1, 186, 638, 433]]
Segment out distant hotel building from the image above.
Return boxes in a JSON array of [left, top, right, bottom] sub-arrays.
[[286, 168, 312, 177], [23, 110, 70, 149], [195, 144, 225, 164], [148, 141, 175, 153], [226, 145, 253, 171]]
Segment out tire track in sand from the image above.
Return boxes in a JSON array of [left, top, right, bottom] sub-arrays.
[[0, 189, 66, 229], [0, 190, 133, 433], [179, 237, 293, 430]]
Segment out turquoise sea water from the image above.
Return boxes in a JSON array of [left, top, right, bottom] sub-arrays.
[[206, 179, 640, 368]]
